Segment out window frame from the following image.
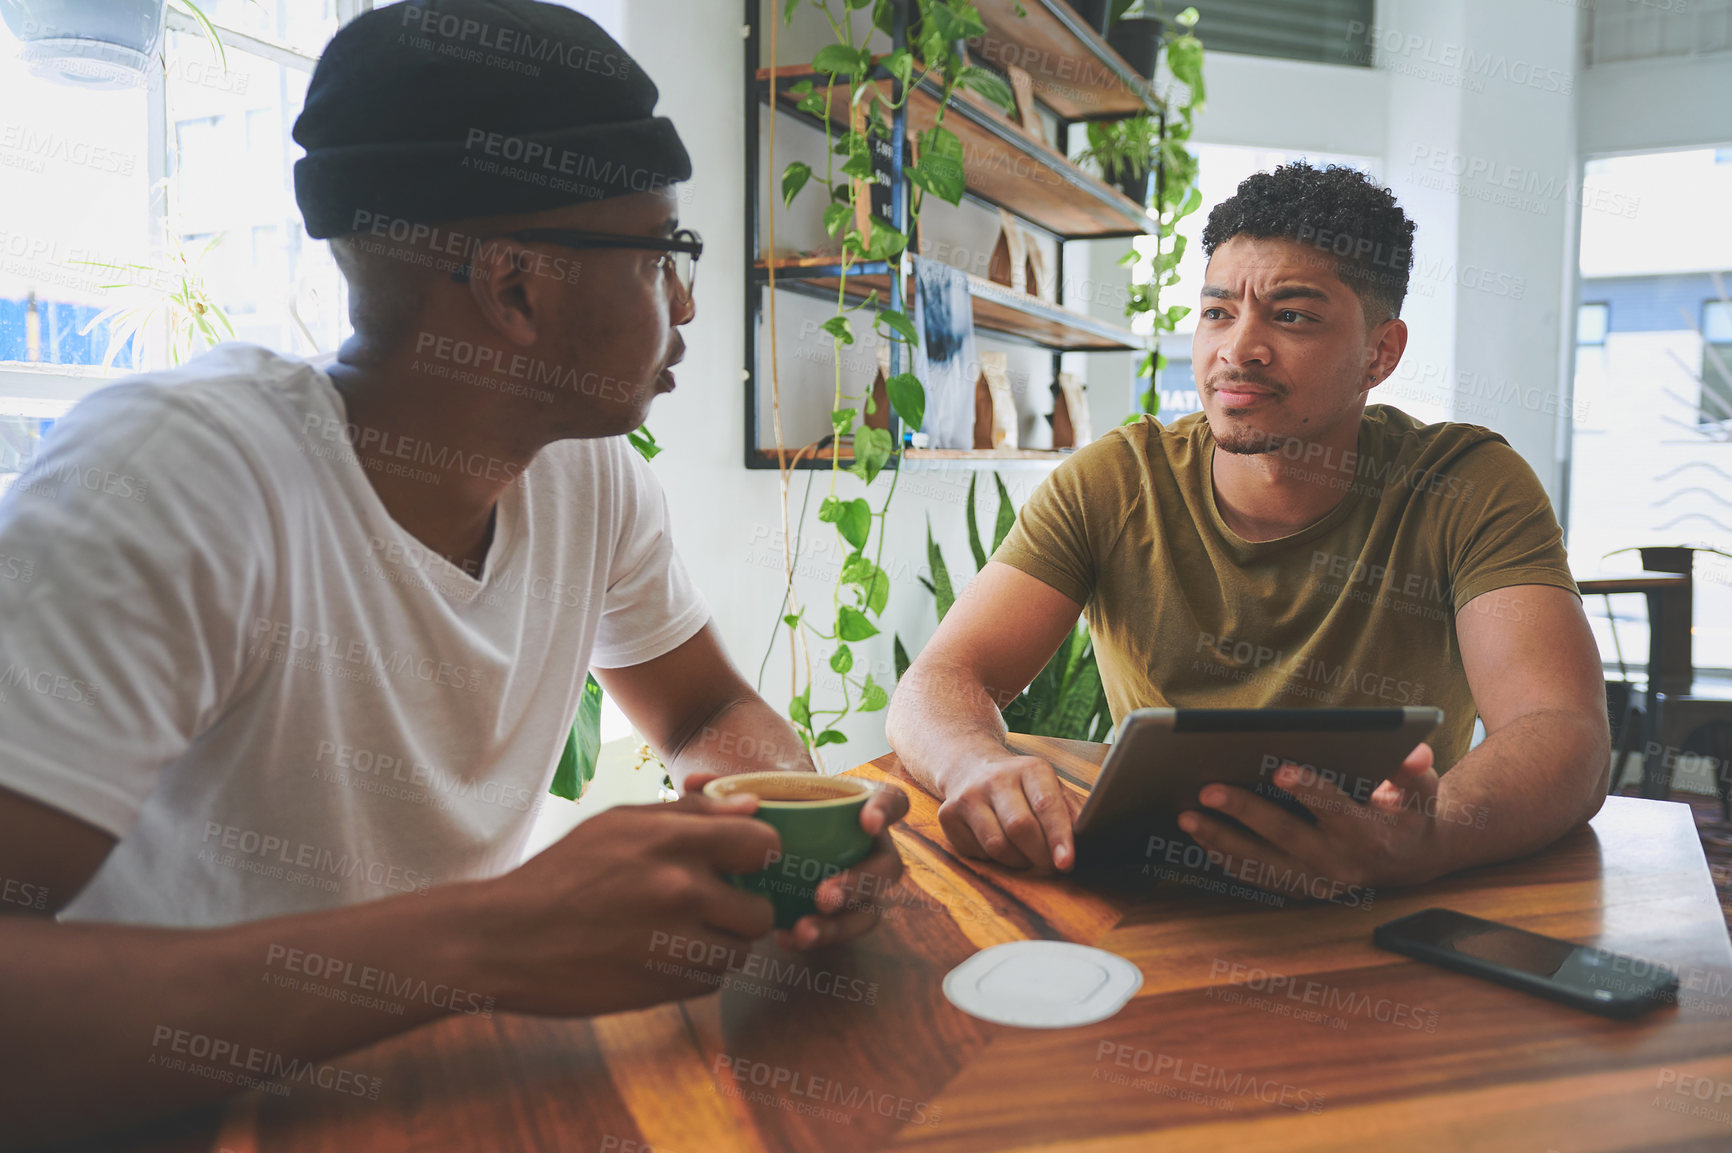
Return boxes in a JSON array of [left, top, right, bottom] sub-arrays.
[[0, 1, 369, 403]]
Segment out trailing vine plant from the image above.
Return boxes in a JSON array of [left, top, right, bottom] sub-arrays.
[[1071, 4, 1205, 418], [768, 0, 1014, 761]]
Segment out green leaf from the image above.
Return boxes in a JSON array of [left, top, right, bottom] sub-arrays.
[[893, 634, 911, 681], [1176, 5, 1200, 28], [958, 66, 1016, 114], [781, 160, 812, 208], [813, 43, 869, 76], [823, 202, 852, 237], [841, 132, 875, 179], [171, 0, 228, 70], [1035, 627, 1104, 740], [863, 566, 890, 615], [886, 372, 925, 432], [908, 125, 966, 205], [848, 425, 893, 486], [837, 605, 880, 641], [1166, 36, 1206, 104], [883, 47, 914, 91], [832, 407, 859, 437], [790, 689, 812, 731], [627, 426, 662, 461], [965, 473, 987, 571], [820, 314, 854, 345], [549, 673, 605, 801], [815, 729, 849, 746], [859, 674, 889, 712], [877, 308, 919, 347], [830, 644, 854, 674], [908, 156, 966, 206], [926, 517, 955, 622], [841, 553, 890, 615], [872, 0, 896, 35], [819, 496, 843, 523], [865, 217, 908, 261], [927, 3, 986, 41], [783, 612, 802, 628], [835, 497, 872, 550], [992, 473, 1017, 552], [783, 0, 803, 23]]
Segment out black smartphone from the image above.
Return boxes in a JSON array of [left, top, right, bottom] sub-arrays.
[[1373, 908, 1680, 1019]]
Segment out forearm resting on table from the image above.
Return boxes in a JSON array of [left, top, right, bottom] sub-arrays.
[[0, 881, 496, 1149], [662, 695, 814, 788], [885, 657, 1023, 797], [1428, 706, 1610, 877]]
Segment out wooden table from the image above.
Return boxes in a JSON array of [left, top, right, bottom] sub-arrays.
[[93, 736, 1732, 1153]]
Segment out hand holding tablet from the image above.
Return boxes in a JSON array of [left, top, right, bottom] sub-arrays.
[[1074, 707, 1444, 859]]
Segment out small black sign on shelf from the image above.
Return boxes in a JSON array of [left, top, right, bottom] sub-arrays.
[[863, 122, 906, 223]]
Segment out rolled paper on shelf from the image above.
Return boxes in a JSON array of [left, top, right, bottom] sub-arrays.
[[1051, 370, 1090, 449], [864, 341, 891, 431], [1007, 63, 1037, 134], [989, 208, 1029, 294], [982, 350, 1018, 449], [1026, 241, 1053, 304], [973, 372, 995, 449]]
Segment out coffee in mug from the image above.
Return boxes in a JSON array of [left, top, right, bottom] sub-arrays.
[[704, 771, 876, 928]]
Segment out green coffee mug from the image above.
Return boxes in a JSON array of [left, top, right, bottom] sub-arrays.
[[704, 771, 877, 929]]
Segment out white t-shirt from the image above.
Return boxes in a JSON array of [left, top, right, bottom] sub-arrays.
[[0, 343, 708, 927]]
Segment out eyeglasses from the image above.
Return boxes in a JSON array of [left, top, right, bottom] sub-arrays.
[[450, 228, 703, 299]]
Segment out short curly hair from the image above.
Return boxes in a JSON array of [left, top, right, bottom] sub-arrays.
[[1200, 161, 1416, 323]]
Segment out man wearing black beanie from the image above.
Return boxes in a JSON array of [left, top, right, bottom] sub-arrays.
[[0, 3, 906, 1144]]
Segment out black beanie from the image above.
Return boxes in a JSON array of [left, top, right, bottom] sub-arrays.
[[292, 0, 691, 240]]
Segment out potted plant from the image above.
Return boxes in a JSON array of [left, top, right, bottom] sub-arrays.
[[1106, 3, 1162, 79]]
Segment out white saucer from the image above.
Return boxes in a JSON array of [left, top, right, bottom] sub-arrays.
[[942, 940, 1144, 1028]]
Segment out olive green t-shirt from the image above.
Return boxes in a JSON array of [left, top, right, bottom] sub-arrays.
[[993, 404, 1578, 771]]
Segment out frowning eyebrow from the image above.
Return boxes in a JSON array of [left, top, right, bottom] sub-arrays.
[[1200, 283, 1332, 303]]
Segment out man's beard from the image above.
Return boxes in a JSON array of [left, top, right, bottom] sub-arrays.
[[1214, 426, 1286, 455], [1205, 371, 1288, 455]]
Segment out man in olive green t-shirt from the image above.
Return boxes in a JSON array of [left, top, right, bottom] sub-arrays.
[[887, 162, 1609, 897]]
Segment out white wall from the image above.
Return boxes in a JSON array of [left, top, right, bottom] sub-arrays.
[[616, 0, 1064, 766], [601, 0, 1732, 762]]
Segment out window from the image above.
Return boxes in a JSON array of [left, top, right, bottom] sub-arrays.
[[1577, 303, 1609, 346], [0, 1, 363, 493], [1703, 299, 1732, 428], [1569, 148, 1732, 674], [1178, 0, 1378, 68], [1707, 300, 1732, 342]]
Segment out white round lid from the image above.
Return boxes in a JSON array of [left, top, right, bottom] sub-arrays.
[[942, 940, 1144, 1029]]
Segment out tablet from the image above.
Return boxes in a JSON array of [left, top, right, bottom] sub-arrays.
[[1072, 707, 1444, 852]]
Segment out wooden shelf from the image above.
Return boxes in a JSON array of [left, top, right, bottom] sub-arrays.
[[759, 63, 1150, 240], [970, 0, 1163, 121], [756, 260, 1144, 353]]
